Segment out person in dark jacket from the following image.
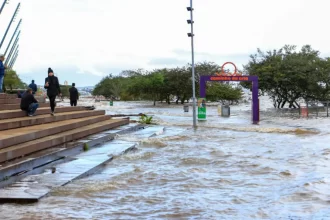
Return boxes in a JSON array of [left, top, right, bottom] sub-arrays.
[[44, 67, 61, 116], [28, 80, 38, 95], [69, 83, 79, 106], [20, 88, 39, 116], [0, 54, 7, 93]]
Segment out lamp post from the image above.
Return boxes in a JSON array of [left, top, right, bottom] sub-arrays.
[[187, 0, 197, 128]]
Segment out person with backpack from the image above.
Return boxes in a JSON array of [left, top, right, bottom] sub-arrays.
[[69, 83, 79, 106], [44, 67, 61, 116]]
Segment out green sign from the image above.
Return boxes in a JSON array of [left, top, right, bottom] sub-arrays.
[[197, 98, 206, 120]]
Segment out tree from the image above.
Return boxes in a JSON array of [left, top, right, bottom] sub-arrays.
[[206, 82, 242, 104], [243, 45, 324, 108], [4, 69, 25, 91]]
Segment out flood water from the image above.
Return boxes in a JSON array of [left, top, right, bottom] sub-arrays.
[[2, 96, 330, 219]]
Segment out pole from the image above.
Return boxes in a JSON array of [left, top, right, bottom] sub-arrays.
[[5, 31, 19, 64], [8, 45, 18, 66], [5, 34, 18, 66], [4, 19, 21, 56], [9, 50, 18, 68], [0, 0, 8, 15], [189, 0, 197, 128], [10, 53, 18, 69], [6, 42, 18, 66], [0, 2, 20, 49]]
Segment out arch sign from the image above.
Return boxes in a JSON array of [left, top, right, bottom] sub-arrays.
[[199, 62, 260, 124]]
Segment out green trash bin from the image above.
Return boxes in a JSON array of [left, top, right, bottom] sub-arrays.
[[110, 100, 113, 106]]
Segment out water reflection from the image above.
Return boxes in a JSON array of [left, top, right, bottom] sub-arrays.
[[1, 99, 330, 219]]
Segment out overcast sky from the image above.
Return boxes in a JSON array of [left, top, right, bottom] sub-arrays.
[[0, 0, 329, 86]]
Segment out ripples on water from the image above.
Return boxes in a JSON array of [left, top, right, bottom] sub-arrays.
[[2, 98, 330, 219]]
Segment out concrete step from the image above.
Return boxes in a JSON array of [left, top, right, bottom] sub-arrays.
[[0, 98, 20, 104], [0, 110, 106, 131], [0, 118, 129, 163], [0, 94, 17, 99], [0, 124, 142, 186], [0, 115, 111, 149], [0, 141, 135, 203], [0, 106, 86, 120], [0, 103, 49, 111], [0, 125, 161, 203]]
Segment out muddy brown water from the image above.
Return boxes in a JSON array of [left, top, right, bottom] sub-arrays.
[[1, 97, 330, 219]]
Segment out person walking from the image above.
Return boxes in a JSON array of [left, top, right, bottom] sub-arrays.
[[44, 67, 61, 116], [69, 83, 79, 106], [0, 54, 7, 93], [20, 88, 39, 116], [28, 80, 38, 95]]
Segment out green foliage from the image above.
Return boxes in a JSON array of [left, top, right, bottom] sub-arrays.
[[92, 62, 241, 105], [4, 69, 26, 91], [60, 85, 70, 97], [242, 45, 329, 108], [206, 82, 243, 104], [139, 115, 153, 124]]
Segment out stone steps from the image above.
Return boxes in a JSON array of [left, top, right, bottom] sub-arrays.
[[0, 115, 111, 149], [0, 110, 106, 131], [0, 94, 17, 99], [0, 93, 136, 201], [0, 125, 165, 203], [0, 118, 129, 163], [0, 103, 49, 111], [0, 106, 86, 120], [0, 98, 20, 104], [0, 123, 141, 185]]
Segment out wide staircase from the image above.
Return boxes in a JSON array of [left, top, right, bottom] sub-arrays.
[[0, 93, 129, 166]]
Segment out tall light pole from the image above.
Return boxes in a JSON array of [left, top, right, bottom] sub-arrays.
[[187, 0, 197, 128]]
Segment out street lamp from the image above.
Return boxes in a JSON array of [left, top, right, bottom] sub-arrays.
[[187, 0, 197, 128]]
